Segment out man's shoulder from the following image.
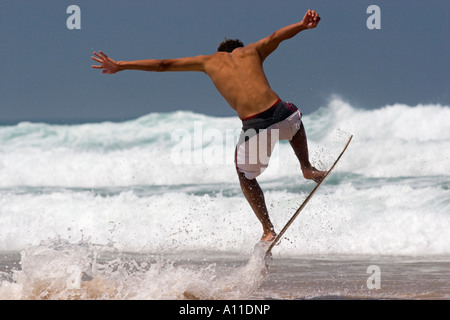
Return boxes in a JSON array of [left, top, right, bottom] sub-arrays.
[[207, 46, 258, 59], [204, 48, 261, 71], [238, 44, 265, 61], [236, 44, 259, 54], [205, 52, 230, 65]]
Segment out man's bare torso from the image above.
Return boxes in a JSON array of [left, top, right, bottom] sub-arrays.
[[203, 45, 280, 120], [92, 11, 323, 121]]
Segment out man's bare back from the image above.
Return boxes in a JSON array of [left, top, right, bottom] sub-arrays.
[[92, 10, 324, 242], [92, 10, 320, 120], [204, 47, 280, 119]]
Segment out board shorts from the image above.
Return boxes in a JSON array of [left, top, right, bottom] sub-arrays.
[[235, 98, 302, 179]]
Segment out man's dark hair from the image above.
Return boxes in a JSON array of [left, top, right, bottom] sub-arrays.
[[217, 38, 244, 53]]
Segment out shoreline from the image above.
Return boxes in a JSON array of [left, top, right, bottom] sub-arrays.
[[1, 251, 449, 300]]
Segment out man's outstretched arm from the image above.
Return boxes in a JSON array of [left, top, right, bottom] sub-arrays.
[[91, 51, 209, 74], [254, 9, 321, 61]]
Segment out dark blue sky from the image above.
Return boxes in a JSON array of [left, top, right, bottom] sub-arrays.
[[1, 0, 449, 123]]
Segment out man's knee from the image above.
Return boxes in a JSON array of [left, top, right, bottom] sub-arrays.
[[235, 165, 261, 180]]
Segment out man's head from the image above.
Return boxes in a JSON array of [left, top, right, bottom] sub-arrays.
[[217, 38, 244, 53]]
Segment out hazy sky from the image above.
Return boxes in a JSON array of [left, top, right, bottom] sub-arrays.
[[1, 0, 449, 123]]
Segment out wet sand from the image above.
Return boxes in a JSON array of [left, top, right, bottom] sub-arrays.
[[252, 255, 450, 299], [1, 251, 449, 300]]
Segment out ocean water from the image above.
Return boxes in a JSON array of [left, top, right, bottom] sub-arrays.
[[1, 97, 449, 300]]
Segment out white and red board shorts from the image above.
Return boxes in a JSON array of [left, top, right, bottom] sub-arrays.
[[235, 99, 302, 180]]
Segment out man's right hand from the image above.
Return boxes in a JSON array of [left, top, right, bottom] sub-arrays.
[[302, 10, 321, 29], [91, 51, 121, 74]]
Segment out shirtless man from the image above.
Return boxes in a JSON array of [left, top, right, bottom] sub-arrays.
[[92, 9, 325, 242]]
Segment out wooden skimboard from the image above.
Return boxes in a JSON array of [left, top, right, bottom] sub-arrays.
[[265, 135, 353, 257]]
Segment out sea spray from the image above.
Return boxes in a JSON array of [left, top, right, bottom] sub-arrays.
[[0, 239, 269, 300], [183, 241, 269, 299]]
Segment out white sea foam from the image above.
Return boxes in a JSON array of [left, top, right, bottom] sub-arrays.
[[0, 98, 449, 256], [0, 239, 268, 300]]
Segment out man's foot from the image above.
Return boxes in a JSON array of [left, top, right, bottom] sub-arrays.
[[303, 167, 327, 184], [260, 230, 277, 243]]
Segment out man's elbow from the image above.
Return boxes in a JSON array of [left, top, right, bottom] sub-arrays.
[[269, 31, 284, 44], [155, 59, 172, 72]]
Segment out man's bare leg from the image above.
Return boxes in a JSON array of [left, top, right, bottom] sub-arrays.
[[290, 122, 327, 183], [236, 169, 276, 242]]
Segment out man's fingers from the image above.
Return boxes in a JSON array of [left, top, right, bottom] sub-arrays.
[[91, 50, 116, 74], [91, 56, 102, 63], [93, 51, 107, 60], [93, 51, 101, 57], [305, 9, 320, 24], [99, 50, 109, 59]]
